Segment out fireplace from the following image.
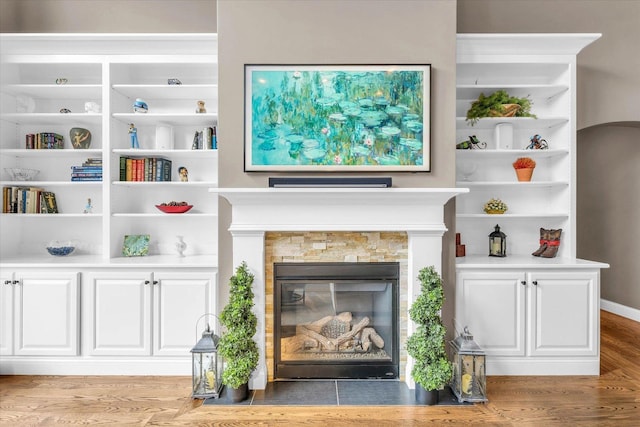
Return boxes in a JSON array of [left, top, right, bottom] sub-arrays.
[[274, 262, 399, 379], [212, 187, 466, 389]]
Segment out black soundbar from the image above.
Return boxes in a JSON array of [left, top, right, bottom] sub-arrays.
[[268, 177, 392, 188]]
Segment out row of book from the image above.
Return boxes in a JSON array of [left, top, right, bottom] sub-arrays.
[[191, 126, 217, 150], [2, 187, 58, 214], [25, 133, 64, 149], [71, 157, 102, 182], [119, 156, 172, 182]]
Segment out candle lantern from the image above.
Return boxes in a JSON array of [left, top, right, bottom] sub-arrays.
[[489, 224, 506, 257], [191, 322, 223, 399], [450, 327, 488, 403]]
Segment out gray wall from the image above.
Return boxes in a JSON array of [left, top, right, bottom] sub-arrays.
[[458, 0, 640, 311], [217, 0, 458, 320], [0, 0, 216, 33]]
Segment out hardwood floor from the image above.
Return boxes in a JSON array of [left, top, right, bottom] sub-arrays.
[[1, 310, 638, 426]]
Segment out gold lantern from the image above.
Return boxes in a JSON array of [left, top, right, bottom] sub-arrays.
[[191, 323, 223, 399], [450, 327, 487, 403]]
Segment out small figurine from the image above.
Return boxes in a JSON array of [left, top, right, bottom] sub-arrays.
[[525, 134, 548, 150], [83, 198, 93, 214], [60, 108, 71, 113], [129, 123, 140, 149], [196, 100, 207, 114], [133, 98, 148, 113], [84, 101, 101, 114], [168, 78, 182, 85], [55, 78, 68, 85], [178, 166, 188, 182], [456, 135, 487, 149]]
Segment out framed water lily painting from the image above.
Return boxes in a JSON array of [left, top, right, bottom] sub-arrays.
[[244, 64, 431, 172]]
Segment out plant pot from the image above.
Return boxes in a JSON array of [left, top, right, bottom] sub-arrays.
[[515, 167, 534, 182], [226, 383, 249, 403], [415, 383, 439, 405]]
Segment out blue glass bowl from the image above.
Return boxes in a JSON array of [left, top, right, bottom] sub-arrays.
[[46, 246, 75, 256]]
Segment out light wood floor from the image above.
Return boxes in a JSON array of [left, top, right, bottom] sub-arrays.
[[1, 310, 638, 426]]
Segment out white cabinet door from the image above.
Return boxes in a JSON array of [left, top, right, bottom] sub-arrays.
[[457, 271, 526, 356], [86, 272, 151, 356], [153, 271, 216, 356], [14, 272, 79, 356], [0, 271, 14, 356], [528, 271, 599, 357]]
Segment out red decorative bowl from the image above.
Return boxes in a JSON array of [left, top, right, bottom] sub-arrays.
[[155, 204, 193, 214]]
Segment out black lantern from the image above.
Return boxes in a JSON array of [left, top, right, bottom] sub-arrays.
[[489, 224, 506, 257], [450, 327, 488, 403], [191, 323, 223, 399]]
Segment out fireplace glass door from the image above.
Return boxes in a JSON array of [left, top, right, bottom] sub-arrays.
[[274, 263, 399, 379]]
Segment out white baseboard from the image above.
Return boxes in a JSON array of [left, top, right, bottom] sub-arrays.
[[0, 357, 191, 376], [487, 358, 600, 376], [601, 299, 640, 322]]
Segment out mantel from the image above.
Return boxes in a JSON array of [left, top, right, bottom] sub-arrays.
[[210, 187, 468, 232]]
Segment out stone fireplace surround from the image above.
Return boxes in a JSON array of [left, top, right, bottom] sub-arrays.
[[212, 188, 466, 390]]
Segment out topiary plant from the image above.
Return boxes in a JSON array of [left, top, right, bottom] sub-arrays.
[[406, 266, 453, 392], [466, 90, 536, 125], [218, 262, 259, 390]]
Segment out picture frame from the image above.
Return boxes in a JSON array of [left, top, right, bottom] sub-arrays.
[[244, 64, 431, 172], [122, 234, 150, 257]]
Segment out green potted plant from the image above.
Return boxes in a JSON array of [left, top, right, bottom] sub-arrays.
[[218, 261, 259, 402], [466, 90, 536, 126], [406, 266, 453, 405]]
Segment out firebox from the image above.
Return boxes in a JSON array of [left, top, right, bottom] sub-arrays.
[[274, 262, 399, 380]]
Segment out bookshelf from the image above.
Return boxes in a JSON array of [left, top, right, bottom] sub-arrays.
[[0, 34, 218, 266]]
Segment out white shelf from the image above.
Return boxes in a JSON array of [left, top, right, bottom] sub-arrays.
[[112, 213, 216, 218], [1, 213, 102, 218], [2, 113, 102, 125], [455, 149, 569, 159], [112, 84, 217, 99], [112, 113, 217, 126], [112, 181, 216, 187], [456, 255, 609, 270], [456, 116, 568, 129], [456, 181, 569, 188], [1, 149, 103, 157], [2, 84, 102, 98], [457, 84, 568, 100], [0, 180, 102, 186], [457, 213, 569, 219], [112, 149, 218, 158]]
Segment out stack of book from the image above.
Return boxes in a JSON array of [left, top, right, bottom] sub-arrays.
[[119, 156, 172, 181], [2, 187, 57, 214], [191, 126, 217, 150], [25, 133, 64, 149], [71, 158, 102, 181]]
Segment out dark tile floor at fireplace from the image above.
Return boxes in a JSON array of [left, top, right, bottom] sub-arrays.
[[203, 380, 470, 406]]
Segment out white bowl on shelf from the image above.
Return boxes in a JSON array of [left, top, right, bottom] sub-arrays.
[[5, 168, 40, 181]]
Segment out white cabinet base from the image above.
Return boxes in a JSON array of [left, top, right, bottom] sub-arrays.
[[486, 357, 599, 376]]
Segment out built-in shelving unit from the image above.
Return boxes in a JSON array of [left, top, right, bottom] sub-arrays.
[[0, 34, 218, 266]]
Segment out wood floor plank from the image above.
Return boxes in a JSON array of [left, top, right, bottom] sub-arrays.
[[0, 310, 638, 426]]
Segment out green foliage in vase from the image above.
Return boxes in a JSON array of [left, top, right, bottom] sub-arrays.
[[218, 262, 259, 389], [406, 266, 453, 391], [466, 90, 536, 125]]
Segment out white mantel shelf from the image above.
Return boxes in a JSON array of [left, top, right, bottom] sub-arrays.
[[211, 187, 468, 232]]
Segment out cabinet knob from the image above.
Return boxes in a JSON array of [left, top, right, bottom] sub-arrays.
[[152, 280, 158, 285], [3, 280, 11, 285], [520, 280, 526, 286], [144, 280, 150, 285], [12, 280, 20, 285], [532, 280, 538, 286]]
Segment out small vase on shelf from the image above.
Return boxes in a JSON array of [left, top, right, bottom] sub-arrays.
[[175, 235, 187, 257]]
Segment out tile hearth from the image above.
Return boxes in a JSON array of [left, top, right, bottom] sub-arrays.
[[203, 381, 469, 406]]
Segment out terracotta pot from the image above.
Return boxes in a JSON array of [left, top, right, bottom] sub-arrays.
[[515, 167, 534, 182], [415, 383, 439, 405]]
